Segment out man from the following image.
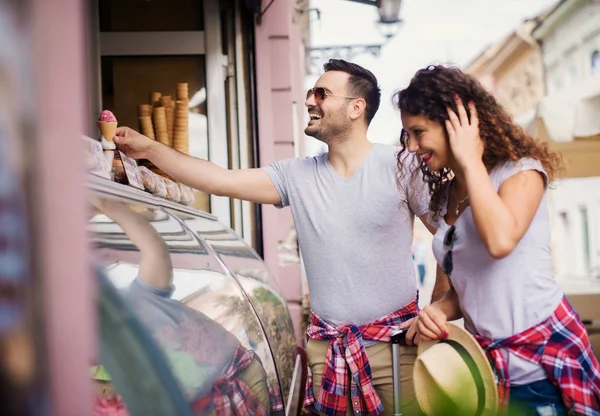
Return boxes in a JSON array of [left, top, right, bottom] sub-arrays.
[[114, 59, 449, 415]]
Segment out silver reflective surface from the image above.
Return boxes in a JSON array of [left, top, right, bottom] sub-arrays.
[[176, 212, 297, 400], [88, 196, 285, 414]]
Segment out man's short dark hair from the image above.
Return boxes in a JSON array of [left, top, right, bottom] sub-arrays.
[[323, 59, 381, 125]]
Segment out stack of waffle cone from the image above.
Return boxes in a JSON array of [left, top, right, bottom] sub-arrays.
[[139, 104, 152, 117], [176, 83, 189, 101], [138, 116, 155, 140], [138, 104, 155, 140], [173, 99, 189, 154], [153, 106, 170, 146], [160, 96, 175, 144], [159, 96, 172, 108], [98, 121, 118, 143], [150, 92, 162, 107]]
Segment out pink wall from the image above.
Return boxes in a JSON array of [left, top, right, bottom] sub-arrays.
[[31, 0, 95, 414], [254, 0, 307, 345]]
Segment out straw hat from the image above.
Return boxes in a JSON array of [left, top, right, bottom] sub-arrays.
[[91, 365, 112, 382], [414, 323, 499, 416]]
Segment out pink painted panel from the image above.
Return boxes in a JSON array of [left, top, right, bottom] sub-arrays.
[[255, 0, 307, 343], [279, 264, 302, 303], [31, 0, 94, 414], [270, 38, 293, 91]]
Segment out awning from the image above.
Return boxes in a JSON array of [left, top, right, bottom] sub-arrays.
[[516, 76, 600, 178]]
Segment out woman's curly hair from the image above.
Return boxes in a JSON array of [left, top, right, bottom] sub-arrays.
[[393, 65, 563, 219]]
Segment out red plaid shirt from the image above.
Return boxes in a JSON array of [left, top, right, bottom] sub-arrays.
[[304, 298, 419, 415], [192, 345, 284, 415], [475, 296, 600, 416]]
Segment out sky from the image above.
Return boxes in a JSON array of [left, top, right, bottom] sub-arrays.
[[304, 0, 559, 154]]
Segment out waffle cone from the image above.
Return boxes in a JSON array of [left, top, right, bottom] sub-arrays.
[[166, 107, 174, 144], [172, 128, 189, 154], [152, 107, 170, 146], [98, 121, 118, 142], [150, 92, 162, 107], [160, 96, 172, 107], [174, 101, 189, 134], [138, 116, 155, 140], [176, 83, 189, 101], [139, 104, 153, 117]]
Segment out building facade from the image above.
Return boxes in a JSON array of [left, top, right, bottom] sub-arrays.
[[465, 0, 600, 283], [10, 1, 312, 413], [465, 17, 547, 120], [532, 0, 600, 281]]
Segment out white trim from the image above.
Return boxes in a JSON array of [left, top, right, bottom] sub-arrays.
[[285, 354, 302, 416], [100, 31, 205, 56], [234, 0, 254, 246], [204, 0, 232, 228], [292, 101, 300, 158], [532, 0, 587, 41], [225, 5, 243, 236]]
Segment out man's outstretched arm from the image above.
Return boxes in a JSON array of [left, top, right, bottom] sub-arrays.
[[114, 127, 281, 205]]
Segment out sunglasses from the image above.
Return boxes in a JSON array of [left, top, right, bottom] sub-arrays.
[[442, 225, 456, 276], [306, 87, 359, 103]]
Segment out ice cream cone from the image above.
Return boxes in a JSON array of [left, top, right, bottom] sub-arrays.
[[98, 121, 118, 142]]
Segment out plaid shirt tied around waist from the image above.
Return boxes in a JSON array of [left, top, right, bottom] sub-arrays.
[[475, 296, 600, 416], [304, 297, 419, 416], [192, 345, 283, 415]]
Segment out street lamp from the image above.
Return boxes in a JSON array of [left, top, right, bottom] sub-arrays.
[[308, 0, 404, 73], [378, 0, 403, 23], [376, 0, 403, 41], [345, 0, 404, 41]]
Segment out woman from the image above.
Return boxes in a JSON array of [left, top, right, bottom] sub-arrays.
[[396, 65, 600, 415]]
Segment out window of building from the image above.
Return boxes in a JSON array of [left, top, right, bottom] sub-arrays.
[[592, 50, 600, 75], [579, 206, 591, 273]]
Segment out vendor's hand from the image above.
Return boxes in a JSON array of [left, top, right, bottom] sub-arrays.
[[114, 126, 155, 160], [416, 304, 449, 342], [446, 97, 484, 170], [90, 196, 128, 216]]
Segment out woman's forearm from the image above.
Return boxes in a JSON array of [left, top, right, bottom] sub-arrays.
[[462, 160, 519, 258], [436, 284, 462, 321]]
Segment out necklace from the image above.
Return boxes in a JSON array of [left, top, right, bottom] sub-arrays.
[[452, 181, 469, 216]]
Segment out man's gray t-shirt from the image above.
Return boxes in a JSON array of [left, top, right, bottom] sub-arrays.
[[263, 143, 428, 327]]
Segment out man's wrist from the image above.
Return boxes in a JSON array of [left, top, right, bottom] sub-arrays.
[[145, 139, 160, 162]]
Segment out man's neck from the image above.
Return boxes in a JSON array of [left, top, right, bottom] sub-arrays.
[[327, 133, 373, 179]]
